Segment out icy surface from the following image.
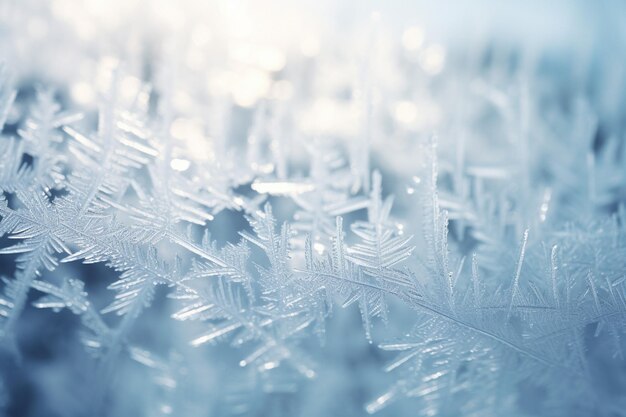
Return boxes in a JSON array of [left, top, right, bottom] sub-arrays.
[[0, 1, 626, 416]]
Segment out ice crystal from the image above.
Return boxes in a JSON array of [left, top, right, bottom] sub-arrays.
[[0, 1, 625, 417]]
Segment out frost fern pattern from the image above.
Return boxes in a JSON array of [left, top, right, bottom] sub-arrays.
[[1, 4, 626, 417]]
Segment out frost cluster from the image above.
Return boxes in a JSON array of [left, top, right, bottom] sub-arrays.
[[0, 1, 625, 416]]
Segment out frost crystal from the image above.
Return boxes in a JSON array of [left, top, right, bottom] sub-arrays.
[[0, 1, 625, 416]]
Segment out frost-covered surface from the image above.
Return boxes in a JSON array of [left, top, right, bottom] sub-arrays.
[[1, 1, 626, 416]]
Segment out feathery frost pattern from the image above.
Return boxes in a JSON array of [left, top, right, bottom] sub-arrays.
[[0, 2, 626, 416]]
